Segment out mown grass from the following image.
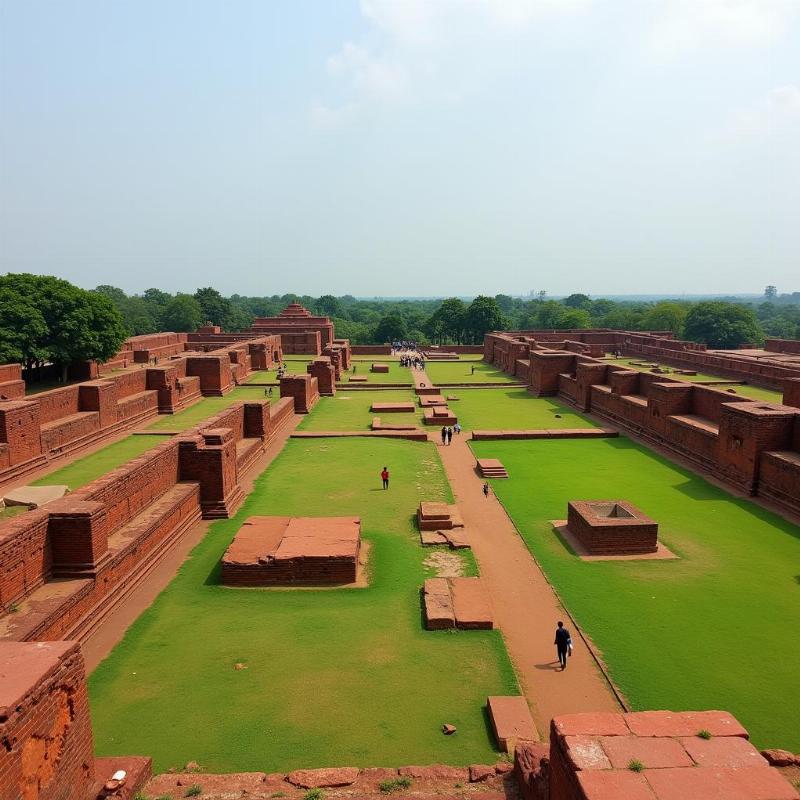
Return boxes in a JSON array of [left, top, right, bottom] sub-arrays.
[[89, 438, 517, 773], [449, 388, 596, 431], [606, 358, 784, 403], [147, 387, 278, 432], [298, 390, 424, 431], [32, 435, 166, 491], [471, 436, 800, 751], [425, 361, 519, 385]]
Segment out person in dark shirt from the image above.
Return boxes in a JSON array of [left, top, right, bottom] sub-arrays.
[[554, 621, 572, 670]]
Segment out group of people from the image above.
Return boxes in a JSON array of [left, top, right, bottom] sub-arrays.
[[390, 340, 419, 354], [401, 354, 426, 370], [439, 423, 461, 445]]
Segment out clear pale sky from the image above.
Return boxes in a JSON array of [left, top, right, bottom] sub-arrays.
[[0, 1, 797, 297]]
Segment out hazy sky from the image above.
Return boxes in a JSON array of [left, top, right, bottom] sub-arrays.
[[1, 0, 798, 297]]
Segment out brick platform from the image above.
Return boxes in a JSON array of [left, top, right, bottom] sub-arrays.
[[423, 406, 457, 425], [547, 710, 799, 800], [417, 501, 464, 531], [422, 577, 493, 630], [418, 395, 446, 407], [488, 695, 539, 752], [221, 516, 361, 586], [370, 402, 416, 413], [371, 363, 390, 373], [471, 429, 619, 440], [566, 501, 658, 555]]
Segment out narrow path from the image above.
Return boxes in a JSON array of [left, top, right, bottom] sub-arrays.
[[81, 413, 303, 671], [434, 434, 622, 735]]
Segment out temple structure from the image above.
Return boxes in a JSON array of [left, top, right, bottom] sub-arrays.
[[246, 303, 336, 355]]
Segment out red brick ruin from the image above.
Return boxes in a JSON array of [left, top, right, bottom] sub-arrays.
[[0, 318, 799, 799], [485, 330, 800, 517]]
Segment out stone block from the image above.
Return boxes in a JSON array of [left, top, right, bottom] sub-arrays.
[[487, 695, 538, 752]]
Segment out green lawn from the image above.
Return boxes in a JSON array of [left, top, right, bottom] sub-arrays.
[[32, 435, 166, 491], [606, 358, 784, 403], [89, 438, 517, 772], [451, 388, 596, 431], [471, 437, 800, 751], [299, 390, 424, 431], [147, 387, 277, 431], [346, 361, 412, 384], [425, 360, 519, 385]]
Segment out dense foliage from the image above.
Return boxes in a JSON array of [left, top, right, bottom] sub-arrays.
[[0, 274, 126, 377], [87, 284, 800, 349]]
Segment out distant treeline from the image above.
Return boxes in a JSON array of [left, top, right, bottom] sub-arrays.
[[93, 285, 800, 350]]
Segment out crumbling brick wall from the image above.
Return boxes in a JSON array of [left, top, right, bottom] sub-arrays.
[[0, 640, 95, 800]]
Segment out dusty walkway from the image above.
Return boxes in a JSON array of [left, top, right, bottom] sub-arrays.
[[434, 434, 623, 735], [81, 413, 303, 671]]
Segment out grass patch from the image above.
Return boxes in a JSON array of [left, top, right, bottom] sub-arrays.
[[0, 504, 29, 520], [298, 390, 424, 431], [449, 388, 596, 431], [31, 435, 165, 491], [425, 361, 518, 385], [89, 438, 517, 772], [471, 436, 800, 751], [147, 387, 278, 432], [379, 777, 412, 793], [628, 759, 644, 773]]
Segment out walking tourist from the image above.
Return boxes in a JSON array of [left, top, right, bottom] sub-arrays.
[[554, 621, 572, 671], [441, 426, 447, 445], [381, 466, 389, 490], [483, 482, 490, 498], [446, 426, 453, 445], [454, 422, 461, 435]]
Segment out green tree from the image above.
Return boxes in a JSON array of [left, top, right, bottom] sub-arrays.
[[642, 301, 687, 336], [374, 312, 409, 343], [560, 309, 592, 328], [162, 294, 204, 332], [0, 287, 48, 368], [315, 294, 343, 317], [426, 298, 467, 343], [683, 301, 763, 349], [563, 293, 592, 310], [194, 287, 233, 328], [0, 273, 126, 380], [120, 296, 159, 335], [465, 296, 504, 343], [534, 301, 567, 329]]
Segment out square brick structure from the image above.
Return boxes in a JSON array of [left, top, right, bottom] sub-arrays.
[[221, 516, 361, 586], [546, 710, 799, 800], [567, 501, 658, 555], [370, 363, 389, 373]]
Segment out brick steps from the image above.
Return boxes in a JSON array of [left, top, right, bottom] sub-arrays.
[[477, 458, 509, 478], [291, 430, 428, 441]]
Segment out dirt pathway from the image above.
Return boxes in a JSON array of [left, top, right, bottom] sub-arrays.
[[81, 413, 303, 672], [434, 434, 623, 735]]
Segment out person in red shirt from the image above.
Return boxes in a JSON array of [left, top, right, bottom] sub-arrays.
[[381, 466, 389, 490]]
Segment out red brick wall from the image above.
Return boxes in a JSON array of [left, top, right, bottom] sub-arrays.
[[0, 641, 95, 800], [0, 401, 42, 466], [0, 511, 50, 611], [280, 374, 320, 414], [39, 411, 100, 452], [36, 386, 81, 424]]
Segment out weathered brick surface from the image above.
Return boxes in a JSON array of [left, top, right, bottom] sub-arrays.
[[0, 640, 95, 800], [281, 374, 320, 414], [547, 710, 797, 800]]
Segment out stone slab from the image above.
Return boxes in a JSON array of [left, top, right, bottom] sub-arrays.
[[451, 576, 493, 629], [423, 578, 455, 629], [3, 484, 70, 508], [487, 695, 538, 752]]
